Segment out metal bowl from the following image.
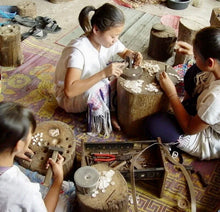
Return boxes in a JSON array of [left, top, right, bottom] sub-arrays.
[[167, 0, 191, 10]]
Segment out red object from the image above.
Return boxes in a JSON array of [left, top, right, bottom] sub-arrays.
[[92, 153, 116, 162]]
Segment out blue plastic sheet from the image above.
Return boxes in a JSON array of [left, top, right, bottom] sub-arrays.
[[0, 5, 18, 26]]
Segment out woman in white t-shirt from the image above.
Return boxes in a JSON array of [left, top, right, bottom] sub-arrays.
[[55, 3, 142, 137], [144, 27, 220, 160]]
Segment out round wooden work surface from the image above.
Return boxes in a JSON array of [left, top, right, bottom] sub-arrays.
[[118, 59, 179, 95], [77, 164, 128, 212], [18, 121, 76, 177]]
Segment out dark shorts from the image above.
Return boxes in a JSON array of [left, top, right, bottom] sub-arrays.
[[144, 112, 183, 143]]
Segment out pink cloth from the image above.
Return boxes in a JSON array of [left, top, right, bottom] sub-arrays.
[[160, 15, 181, 36]]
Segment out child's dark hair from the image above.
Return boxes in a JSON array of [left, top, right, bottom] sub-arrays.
[[79, 3, 125, 33], [0, 101, 36, 152], [193, 26, 220, 61]]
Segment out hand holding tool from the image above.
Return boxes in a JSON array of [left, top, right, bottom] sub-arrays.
[[43, 146, 64, 186]]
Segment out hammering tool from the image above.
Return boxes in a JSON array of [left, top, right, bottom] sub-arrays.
[[43, 146, 64, 187]]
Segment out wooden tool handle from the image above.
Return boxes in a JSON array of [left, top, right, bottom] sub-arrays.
[[43, 151, 59, 186]]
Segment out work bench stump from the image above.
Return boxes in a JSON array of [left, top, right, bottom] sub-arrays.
[[117, 60, 170, 137], [76, 164, 128, 212], [18, 121, 76, 178], [17, 1, 37, 18], [210, 7, 220, 27], [148, 23, 177, 61], [174, 18, 205, 65], [0, 25, 23, 67]]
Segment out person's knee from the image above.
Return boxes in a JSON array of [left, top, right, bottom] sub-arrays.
[[144, 112, 182, 143]]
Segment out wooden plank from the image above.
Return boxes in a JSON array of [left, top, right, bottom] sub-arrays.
[[118, 6, 145, 35], [56, 6, 145, 47], [119, 13, 161, 55], [56, 6, 160, 51]]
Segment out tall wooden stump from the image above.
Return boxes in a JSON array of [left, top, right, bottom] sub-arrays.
[[148, 23, 177, 61], [174, 18, 205, 66], [0, 25, 23, 67], [210, 7, 220, 27], [76, 164, 128, 212], [117, 60, 171, 137], [17, 1, 37, 18]]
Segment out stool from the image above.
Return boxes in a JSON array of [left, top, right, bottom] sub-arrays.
[[174, 18, 205, 65], [17, 1, 37, 18], [148, 23, 177, 61], [210, 8, 220, 27], [0, 25, 23, 67]]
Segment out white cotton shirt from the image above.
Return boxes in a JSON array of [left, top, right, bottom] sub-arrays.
[[0, 165, 47, 212], [178, 80, 220, 160], [54, 36, 125, 113]]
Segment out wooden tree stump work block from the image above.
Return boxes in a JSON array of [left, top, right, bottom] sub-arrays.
[[174, 18, 205, 65], [148, 23, 177, 61], [0, 25, 23, 67], [117, 60, 174, 137], [210, 7, 220, 27], [18, 121, 76, 178], [76, 164, 128, 212], [17, 1, 37, 18]]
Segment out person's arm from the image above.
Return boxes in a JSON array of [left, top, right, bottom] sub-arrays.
[[159, 71, 209, 134], [175, 41, 193, 55], [44, 154, 64, 212], [64, 62, 127, 98]]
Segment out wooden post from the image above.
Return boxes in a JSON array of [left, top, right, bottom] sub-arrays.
[[210, 8, 220, 27], [148, 23, 177, 61], [0, 25, 23, 67], [174, 18, 205, 66], [17, 1, 37, 18]]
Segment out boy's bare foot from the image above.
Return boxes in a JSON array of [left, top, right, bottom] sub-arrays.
[[111, 113, 121, 131]]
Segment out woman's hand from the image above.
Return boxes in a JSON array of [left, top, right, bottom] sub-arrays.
[[159, 71, 178, 98], [132, 51, 143, 66], [103, 62, 127, 78], [119, 49, 143, 67], [46, 153, 64, 183], [175, 41, 193, 55], [15, 147, 34, 162]]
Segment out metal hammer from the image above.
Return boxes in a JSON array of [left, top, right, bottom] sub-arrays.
[[43, 146, 64, 187]]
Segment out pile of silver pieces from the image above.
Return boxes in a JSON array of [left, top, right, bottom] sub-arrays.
[[141, 61, 160, 76], [31, 132, 44, 146], [168, 72, 183, 81], [91, 170, 116, 198], [123, 79, 144, 93], [144, 82, 159, 92]]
